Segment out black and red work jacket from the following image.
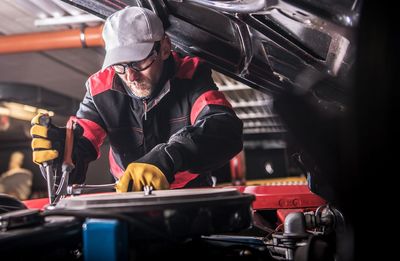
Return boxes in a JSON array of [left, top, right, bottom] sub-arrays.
[[71, 52, 243, 188]]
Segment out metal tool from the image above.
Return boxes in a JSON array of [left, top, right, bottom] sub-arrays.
[[36, 114, 57, 204], [35, 116, 118, 207], [66, 183, 151, 197], [41, 162, 56, 204], [52, 119, 75, 204], [67, 183, 117, 196], [36, 115, 76, 205], [143, 185, 153, 196], [38, 116, 158, 205]]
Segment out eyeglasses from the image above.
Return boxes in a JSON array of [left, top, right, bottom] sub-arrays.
[[113, 41, 161, 74]]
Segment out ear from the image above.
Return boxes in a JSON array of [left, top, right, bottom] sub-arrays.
[[160, 35, 171, 61]]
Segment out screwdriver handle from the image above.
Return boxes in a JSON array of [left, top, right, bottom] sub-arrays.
[[63, 119, 75, 169]]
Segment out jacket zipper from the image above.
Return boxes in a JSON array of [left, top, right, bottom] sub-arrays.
[[142, 99, 148, 121], [142, 99, 148, 152]]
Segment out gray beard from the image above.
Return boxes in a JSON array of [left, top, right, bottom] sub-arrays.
[[122, 80, 153, 99]]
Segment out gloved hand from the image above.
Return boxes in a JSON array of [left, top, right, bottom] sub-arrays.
[[30, 113, 97, 184], [30, 113, 64, 164], [115, 162, 170, 192], [115, 143, 182, 192]]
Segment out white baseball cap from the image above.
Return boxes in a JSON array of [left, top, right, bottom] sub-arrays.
[[101, 7, 164, 70]]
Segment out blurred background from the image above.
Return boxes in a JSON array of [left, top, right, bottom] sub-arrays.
[[0, 0, 301, 200]]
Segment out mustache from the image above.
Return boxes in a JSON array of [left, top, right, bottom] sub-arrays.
[[133, 82, 151, 90]]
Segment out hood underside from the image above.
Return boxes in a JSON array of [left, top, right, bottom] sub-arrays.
[[63, 0, 360, 107]]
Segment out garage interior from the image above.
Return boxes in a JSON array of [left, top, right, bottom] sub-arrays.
[[0, 0, 297, 198], [0, 1, 396, 260]]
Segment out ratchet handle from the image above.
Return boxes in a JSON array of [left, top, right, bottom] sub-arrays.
[[63, 119, 75, 170]]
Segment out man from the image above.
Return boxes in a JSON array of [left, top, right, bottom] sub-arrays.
[[30, 6, 243, 192]]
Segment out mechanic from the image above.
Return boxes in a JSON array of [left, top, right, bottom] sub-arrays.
[[30, 6, 243, 192]]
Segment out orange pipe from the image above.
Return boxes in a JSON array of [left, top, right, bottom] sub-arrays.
[[0, 25, 104, 54]]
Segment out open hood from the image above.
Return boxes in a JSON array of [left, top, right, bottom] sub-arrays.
[[63, 0, 363, 215], [63, 0, 359, 106]]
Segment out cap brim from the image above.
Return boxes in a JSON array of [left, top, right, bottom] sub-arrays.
[[102, 42, 154, 70]]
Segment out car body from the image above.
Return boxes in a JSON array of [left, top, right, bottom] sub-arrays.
[[1, 0, 397, 260]]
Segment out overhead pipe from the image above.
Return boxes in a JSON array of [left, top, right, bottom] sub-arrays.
[[0, 25, 104, 54]]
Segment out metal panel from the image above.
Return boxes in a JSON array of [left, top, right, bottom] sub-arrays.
[[214, 71, 286, 136]]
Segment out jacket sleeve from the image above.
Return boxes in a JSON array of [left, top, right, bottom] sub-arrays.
[[69, 83, 107, 184], [171, 65, 243, 172], [135, 65, 243, 182]]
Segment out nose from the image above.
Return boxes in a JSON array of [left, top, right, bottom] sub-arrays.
[[126, 67, 140, 82]]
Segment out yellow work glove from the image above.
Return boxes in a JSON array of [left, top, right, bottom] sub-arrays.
[[30, 113, 59, 164], [115, 162, 170, 192]]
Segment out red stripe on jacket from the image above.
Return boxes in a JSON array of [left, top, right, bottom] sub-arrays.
[[109, 149, 124, 178], [89, 53, 199, 97], [109, 158, 199, 189], [170, 171, 199, 189], [109, 160, 199, 189], [190, 90, 232, 124], [70, 116, 106, 158], [88, 67, 115, 96]]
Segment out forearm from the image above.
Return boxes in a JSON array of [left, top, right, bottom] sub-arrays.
[[70, 89, 107, 183], [169, 106, 243, 172], [69, 136, 98, 184]]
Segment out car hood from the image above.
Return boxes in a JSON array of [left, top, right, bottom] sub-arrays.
[[63, 0, 360, 107]]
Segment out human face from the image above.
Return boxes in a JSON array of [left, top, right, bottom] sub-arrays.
[[114, 37, 170, 98], [113, 42, 160, 74]]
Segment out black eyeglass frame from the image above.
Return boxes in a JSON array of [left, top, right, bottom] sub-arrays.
[[113, 41, 161, 74]]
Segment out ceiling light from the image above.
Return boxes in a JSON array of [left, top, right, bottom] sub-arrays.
[[0, 102, 54, 121], [34, 14, 104, 27]]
